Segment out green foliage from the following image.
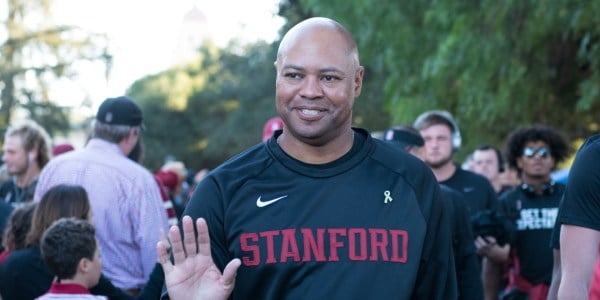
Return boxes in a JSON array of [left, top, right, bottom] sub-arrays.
[[20, 96, 71, 137], [128, 42, 278, 171], [0, 0, 110, 134], [301, 0, 600, 157], [129, 0, 392, 171]]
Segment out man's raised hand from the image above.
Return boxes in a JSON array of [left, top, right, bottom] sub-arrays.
[[157, 216, 241, 300]]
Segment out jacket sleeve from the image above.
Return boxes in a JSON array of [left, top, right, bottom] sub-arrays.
[[411, 181, 458, 299], [452, 191, 484, 300]]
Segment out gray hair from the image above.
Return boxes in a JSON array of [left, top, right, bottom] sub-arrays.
[[91, 120, 135, 143]]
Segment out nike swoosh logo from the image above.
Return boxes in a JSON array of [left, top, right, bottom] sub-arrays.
[[256, 195, 288, 207]]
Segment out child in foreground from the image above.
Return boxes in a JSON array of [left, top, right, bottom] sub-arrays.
[[37, 217, 105, 300]]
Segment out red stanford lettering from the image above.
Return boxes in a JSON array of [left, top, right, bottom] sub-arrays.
[[239, 227, 408, 266]]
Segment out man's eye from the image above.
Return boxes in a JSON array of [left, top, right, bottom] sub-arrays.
[[322, 75, 337, 81], [285, 73, 302, 79]]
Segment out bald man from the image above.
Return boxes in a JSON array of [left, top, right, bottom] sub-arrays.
[[158, 17, 457, 300]]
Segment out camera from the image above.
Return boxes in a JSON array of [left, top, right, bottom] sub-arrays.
[[470, 209, 515, 246]]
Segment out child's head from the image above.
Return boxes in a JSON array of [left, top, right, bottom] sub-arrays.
[[1, 202, 36, 252], [41, 218, 101, 288]]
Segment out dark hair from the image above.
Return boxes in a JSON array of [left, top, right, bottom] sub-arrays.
[[475, 144, 506, 173], [505, 124, 569, 171], [385, 125, 425, 148], [41, 218, 96, 280], [1, 202, 37, 251], [25, 184, 90, 247], [127, 138, 144, 163]]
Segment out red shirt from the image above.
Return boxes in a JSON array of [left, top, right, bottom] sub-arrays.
[[590, 256, 600, 299], [0, 249, 9, 265], [36, 282, 107, 299]]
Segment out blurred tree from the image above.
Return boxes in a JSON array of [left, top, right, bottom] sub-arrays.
[[0, 0, 111, 135], [128, 0, 392, 172], [129, 42, 278, 171], [301, 0, 600, 157]]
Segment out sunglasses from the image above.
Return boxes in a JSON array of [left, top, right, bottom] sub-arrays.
[[523, 147, 550, 158]]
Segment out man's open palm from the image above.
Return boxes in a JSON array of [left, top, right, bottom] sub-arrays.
[[158, 216, 241, 300]]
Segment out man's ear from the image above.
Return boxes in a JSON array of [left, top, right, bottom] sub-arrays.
[[516, 157, 523, 170], [353, 66, 364, 96]]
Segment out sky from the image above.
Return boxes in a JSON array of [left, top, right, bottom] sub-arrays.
[[48, 0, 285, 109]]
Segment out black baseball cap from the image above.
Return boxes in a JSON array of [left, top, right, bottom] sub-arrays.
[[383, 127, 424, 149], [96, 96, 143, 127]]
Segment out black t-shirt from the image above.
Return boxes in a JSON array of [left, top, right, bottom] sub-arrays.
[[440, 184, 483, 300], [441, 167, 499, 217], [549, 198, 562, 250], [0, 179, 37, 208], [499, 183, 565, 285], [183, 128, 457, 299], [0, 201, 13, 250], [557, 134, 600, 231]]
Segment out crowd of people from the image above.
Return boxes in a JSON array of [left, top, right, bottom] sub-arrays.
[[0, 16, 598, 300]]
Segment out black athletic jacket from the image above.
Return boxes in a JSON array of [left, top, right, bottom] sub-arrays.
[[183, 128, 457, 299]]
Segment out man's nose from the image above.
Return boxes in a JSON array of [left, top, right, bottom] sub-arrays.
[[299, 77, 323, 99]]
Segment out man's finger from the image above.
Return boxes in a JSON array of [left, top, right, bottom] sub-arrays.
[[157, 240, 174, 274], [222, 258, 242, 291], [196, 218, 212, 258], [169, 223, 185, 265], [182, 215, 198, 257]]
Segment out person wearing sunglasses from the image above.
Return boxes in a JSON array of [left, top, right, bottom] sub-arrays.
[[486, 125, 569, 300]]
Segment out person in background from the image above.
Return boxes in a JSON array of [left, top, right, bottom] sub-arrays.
[[127, 138, 178, 226], [37, 218, 106, 300], [413, 110, 499, 300], [0, 184, 164, 300], [493, 124, 569, 299], [159, 161, 187, 216], [473, 145, 520, 297], [555, 133, 600, 299], [591, 259, 600, 300], [471, 144, 514, 196], [461, 153, 474, 171], [185, 168, 210, 203], [0, 164, 11, 185], [413, 110, 498, 217], [158, 17, 456, 300], [0, 164, 14, 241], [51, 143, 75, 157], [33, 96, 169, 294], [262, 116, 284, 142], [154, 169, 180, 225], [0, 120, 52, 208], [384, 126, 483, 300], [0, 200, 12, 247], [0, 202, 36, 264], [548, 209, 562, 300]]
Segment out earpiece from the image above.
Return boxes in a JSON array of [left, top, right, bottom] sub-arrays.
[[28, 152, 35, 162], [452, 130, 462, 151]]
